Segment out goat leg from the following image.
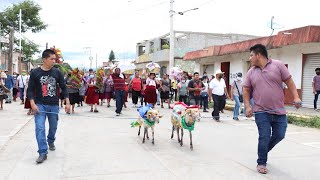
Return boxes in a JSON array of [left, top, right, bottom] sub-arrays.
[[180, 128, 184, 146], [142, 127, 147, 143], [146, 128, 149, 140], [138, 126, 141, 136], [171, 125, 174, 139], [177, 127, 180, 143], [189, 131, 193, 150], [152, 126, 155, 144]]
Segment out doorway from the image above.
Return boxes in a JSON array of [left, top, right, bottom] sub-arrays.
[[221, 62, 230, 91]]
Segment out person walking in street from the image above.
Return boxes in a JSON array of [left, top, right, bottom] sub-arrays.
[[110, 66, 126, 116], [27, 49, 70, 164], [177, 76, 188, 104], [65, 70, 81, 113], [159, 74, 171, 108], [243, 44, 301, 174], [188, 72, 205, 106], [129, 70, 142, 108], [209, 69, 230, 121], [171, 76, 178, 101], [104, 70, 114, 108], [200, 76, 209, 112], [230, 72, 244, 120], [12, 72, 19, 102], [312, 68, 320, 111], [4, 70, 14, 103], [144, 73, 159, 107], [0, 72, 10, 110], [16, 70, 29, 105], [85, 69, 100, 112], [24, 70, 33, 115]]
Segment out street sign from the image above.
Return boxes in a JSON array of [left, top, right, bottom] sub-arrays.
[[0, 36, 9, 44]]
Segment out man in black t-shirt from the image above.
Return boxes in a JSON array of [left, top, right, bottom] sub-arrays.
[[187, 72, 205, 105], [28, 49, 70, 164]]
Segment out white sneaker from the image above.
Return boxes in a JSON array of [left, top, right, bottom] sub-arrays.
[[116, 113, 120, 116]]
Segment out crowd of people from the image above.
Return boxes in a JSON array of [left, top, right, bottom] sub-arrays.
[[0, 45, 303, 175]]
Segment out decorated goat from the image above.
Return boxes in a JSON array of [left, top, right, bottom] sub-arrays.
[[131, 105, 162, 144], [171, 102, 200, 150]]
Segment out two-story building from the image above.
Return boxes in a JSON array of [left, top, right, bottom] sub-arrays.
[[134, 31, 258, 76]]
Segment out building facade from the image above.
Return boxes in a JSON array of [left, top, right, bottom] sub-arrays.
[[134, 31, 258, 76], [183, 26, 320, 108]]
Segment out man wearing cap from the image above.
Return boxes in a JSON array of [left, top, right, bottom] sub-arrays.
[[4, 70, 14, 103], [209, 69, 230, 121], [243, 44, 301, 174]]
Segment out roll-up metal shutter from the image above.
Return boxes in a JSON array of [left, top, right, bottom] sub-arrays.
[[302, 54, 320, 108]]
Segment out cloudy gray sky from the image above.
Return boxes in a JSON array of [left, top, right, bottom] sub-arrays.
[[1, 0, 320, 68]]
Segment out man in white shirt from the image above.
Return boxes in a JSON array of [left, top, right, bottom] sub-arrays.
[[209, 69, 230, 121], [16, 70, 29, 104]]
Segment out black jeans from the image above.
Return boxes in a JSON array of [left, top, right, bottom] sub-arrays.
[[179, 95, 188, 104], [201, 95, 208, 111], [132, 90, 141, 105], [115, 90, 125, 113], [314, 90, 320, 109], [212, 94, 226, 120], [172, 89, 178, 101], [189, 95, 200, 105]]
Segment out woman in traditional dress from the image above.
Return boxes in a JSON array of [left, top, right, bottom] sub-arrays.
[[65, 70, 81, 113], [104, 71, 114, 107], [85, 70, 99, 112], [144, 73, 159, 107]]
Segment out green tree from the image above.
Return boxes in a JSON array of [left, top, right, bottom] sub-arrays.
[[108, 50, 115, 63], [0, 0, 47, 60], [0, 0, 47, 35]]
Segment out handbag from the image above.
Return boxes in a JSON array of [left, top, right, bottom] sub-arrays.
[[234, 80, 243, 103]]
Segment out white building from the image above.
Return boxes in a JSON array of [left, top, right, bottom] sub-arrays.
[[183, 25, 320, 108], [135, 31, 258, 76]]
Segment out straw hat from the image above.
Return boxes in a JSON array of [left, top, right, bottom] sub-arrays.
[[215, 69, 224, 75]]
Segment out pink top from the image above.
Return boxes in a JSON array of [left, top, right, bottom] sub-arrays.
[[243, 59, 292, 115]]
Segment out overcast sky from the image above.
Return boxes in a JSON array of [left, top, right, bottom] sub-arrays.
[[1, 0, 320, 68]]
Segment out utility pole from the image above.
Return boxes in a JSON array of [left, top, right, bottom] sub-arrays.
[[169, 0, 175, 75], [0, 22, 2, 65], [18, 8, 22, 73], [8, 27, 14, 75]]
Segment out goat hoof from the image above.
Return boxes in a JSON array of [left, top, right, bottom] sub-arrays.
[[147, 137, 149, 140], [171, 135, 173, 139], [142, 140, 145, 143], [152, 140, 154, 144], [180, 142, 183, 146]]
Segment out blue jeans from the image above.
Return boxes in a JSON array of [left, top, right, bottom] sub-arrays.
[[201, 95, 208, 111], [115, 90, 125, 113], [34, 104, 59, 155], [19, 88, 24, 101], [233, 95, 241, 118], [255, 113, 287, 165]]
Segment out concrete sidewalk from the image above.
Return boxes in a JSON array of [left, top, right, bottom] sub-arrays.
[[225, 99, 320, 117], [0, 101, 33, 150]]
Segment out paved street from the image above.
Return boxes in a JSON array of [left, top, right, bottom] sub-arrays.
[[0, 101, 320, 180]]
